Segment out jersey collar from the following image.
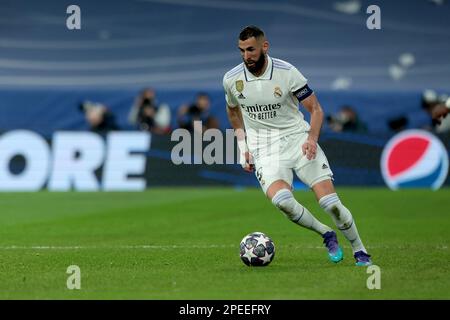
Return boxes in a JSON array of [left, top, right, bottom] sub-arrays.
[[243, 55, 273, 82]]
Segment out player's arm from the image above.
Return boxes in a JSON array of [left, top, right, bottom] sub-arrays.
[[289, 67, 322, 160], [300, 93, 324, 160], [226, 104, 244, 130], [226, 105, 254, 172]]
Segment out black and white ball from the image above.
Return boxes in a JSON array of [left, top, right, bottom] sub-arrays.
[[239, 232, 275, 266]]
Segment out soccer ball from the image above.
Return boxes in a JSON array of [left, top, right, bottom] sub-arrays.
[[239, 232, 275, 266]]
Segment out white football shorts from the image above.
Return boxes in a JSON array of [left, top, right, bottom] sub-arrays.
[[252, 131, 333, 194]]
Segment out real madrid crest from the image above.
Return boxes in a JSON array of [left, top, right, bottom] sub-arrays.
[[274, 86, 282, 98], [235, 80, 245, 99]]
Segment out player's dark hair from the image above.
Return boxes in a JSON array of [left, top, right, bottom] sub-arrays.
[[239, 25, 265, 41]]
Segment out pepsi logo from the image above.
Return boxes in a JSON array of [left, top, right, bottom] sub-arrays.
[[381, 130, 448, 190]]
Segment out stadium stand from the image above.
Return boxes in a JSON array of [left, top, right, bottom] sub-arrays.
[[0, 0, 449, 187]]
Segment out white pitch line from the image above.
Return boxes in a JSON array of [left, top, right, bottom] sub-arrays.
[[0, 245, 447, 250], [0, 244, 235, 250]]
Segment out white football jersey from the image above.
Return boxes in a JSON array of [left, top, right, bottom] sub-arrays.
[[223, 55, 313, 151]]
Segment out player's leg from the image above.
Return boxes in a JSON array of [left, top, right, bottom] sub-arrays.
[[255, 153, 334, 237], [296, 138, 371, 266], [271, 173, 343, 263], [289, 134, 343, 263], [312, 179, 372, 266], [265, 178, 334, 237]]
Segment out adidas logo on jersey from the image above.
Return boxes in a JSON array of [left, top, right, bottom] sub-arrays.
[[238, 93, 246, 99], [322, 163, 328, 169]]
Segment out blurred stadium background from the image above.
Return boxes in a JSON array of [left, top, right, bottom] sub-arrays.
[[0, 0, 449, 300], [0, 0, 449, 189]]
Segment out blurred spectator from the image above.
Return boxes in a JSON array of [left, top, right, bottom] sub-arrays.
[[79, 101, 119, 134], [432, 103, 450, 124], [326, 105, 368, 133], [128, 88, 171, 134], [421, 89, 450, 134], [177, 92, 219, 132], [387, 116, 409, 133]]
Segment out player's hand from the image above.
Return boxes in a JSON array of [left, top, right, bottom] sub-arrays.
[[242, 151, 255, 172], [302, 138, 317, 160], [237, 138, 254, 172]]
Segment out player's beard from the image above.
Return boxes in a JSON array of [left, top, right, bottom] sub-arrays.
[[245, 51, 266, 75]]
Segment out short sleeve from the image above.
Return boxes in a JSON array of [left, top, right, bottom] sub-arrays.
[[223, 76, 239, 108], [289, 67, 314, 102], [289, 67, 308, 93]]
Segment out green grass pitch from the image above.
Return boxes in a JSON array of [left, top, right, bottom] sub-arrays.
[[0, 188, 449, 299]]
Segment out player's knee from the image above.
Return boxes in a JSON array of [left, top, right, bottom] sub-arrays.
[[318, 193, 353, 227], [271, 189, 297, 220]]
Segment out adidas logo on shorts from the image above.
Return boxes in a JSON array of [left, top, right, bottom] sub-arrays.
[[322, 163, 328, 169]]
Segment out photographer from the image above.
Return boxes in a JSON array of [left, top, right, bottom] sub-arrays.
[[177, 92, 219, 133], [422, 89, 450, 134], [326, 105, 368, 133], [432, 102, 450, 123], [128, 88, 171, 134], [80, 101, 119, 134]]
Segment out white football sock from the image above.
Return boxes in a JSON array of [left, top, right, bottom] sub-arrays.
[[319, 193, 367, 253], [272, 189, 333, 236]]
